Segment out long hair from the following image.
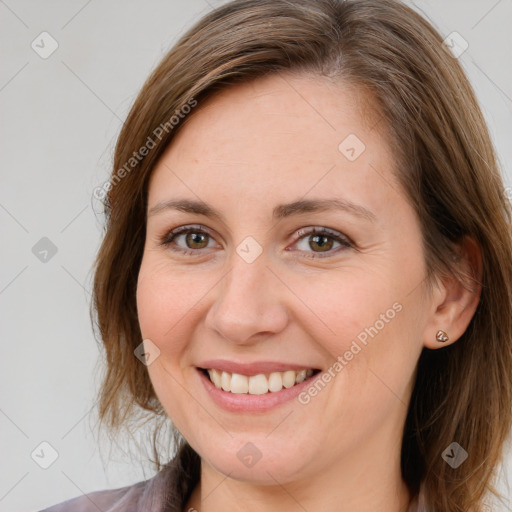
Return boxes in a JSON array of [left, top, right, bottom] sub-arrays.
[[90, 1, 512, 510]]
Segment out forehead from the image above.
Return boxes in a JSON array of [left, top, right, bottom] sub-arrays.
[[147, 72, 400, 218]]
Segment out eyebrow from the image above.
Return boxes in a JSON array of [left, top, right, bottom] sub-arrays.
[[148, 197, 376, 222]]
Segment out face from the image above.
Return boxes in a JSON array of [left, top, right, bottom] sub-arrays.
[[136, 72, 432, 485]]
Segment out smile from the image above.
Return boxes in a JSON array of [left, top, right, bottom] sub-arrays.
[[204, 368, 317, 395], [197, 360, 323, 412]]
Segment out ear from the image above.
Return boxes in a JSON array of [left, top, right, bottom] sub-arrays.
[[423, 236, 483, 349]]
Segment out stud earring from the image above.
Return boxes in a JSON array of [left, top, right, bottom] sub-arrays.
[[436, 330, 449, 343]]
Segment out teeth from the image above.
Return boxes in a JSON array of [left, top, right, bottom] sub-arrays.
[[207, 368, 314, 394], [248, 374, 268, 395], [221, 371, 231, 392], [295, 369, 307, 384], [230, 373, 249, 393], [268, 372, 283, 392], [209, 368, 222, 388], [282, 370, 296, 389]]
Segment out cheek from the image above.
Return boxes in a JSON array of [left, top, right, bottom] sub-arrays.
[[290, 262, 423, 409], [289, 268, 402, 356], [137, 257, 196, 336], [136, 260, 200, 430], [136, 259, 195, 366]]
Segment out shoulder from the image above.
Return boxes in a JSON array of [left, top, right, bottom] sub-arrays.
[[36, 443, 200, 512], [37, 478, 148, 512]]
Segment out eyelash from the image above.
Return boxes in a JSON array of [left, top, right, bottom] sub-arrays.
[[159, 224, 354, 259]]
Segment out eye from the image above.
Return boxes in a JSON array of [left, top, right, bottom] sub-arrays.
[[289, 226, 354, 258], [159, 225, 218, 256], [159, 225, 354, 258]]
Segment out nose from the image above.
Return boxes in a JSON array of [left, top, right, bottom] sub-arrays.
[[204, 252, 289, 346]]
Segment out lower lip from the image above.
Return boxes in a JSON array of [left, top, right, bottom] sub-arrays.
[[197, 368, 319, 413]]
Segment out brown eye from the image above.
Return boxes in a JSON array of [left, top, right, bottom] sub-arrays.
[[291, 227, 353, 259], [184, 232, 209, 249], [160, 225, 217, 255], [308, 234, 334, 252]]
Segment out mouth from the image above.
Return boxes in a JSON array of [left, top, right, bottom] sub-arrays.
[[198, 367, 321, 395]]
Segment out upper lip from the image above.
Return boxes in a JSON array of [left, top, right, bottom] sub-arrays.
[[198, 359, 319, 376]]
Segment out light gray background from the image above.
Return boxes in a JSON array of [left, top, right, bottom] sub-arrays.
[[1, 1, 511, 511]]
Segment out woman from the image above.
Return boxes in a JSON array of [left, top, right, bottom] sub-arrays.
[[40, 0, 512, 511]]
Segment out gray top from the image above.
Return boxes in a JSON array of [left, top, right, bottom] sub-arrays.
[[37, 470, 172, 511], [37, 444, 426, 512], [38, 442, 199, 512]]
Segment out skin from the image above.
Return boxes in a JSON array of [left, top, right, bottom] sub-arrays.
[[136, 72, 481, 512]]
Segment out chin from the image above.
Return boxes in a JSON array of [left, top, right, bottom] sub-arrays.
[[193, 435, 313, 485]]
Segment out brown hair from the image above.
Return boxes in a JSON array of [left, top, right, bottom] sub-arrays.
[[90, 0, 512, 510]]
